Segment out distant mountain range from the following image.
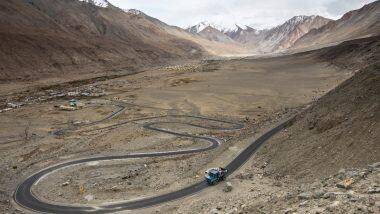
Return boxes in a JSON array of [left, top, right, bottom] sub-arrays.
[[186, 21, 241, 35], [186, 0, 380, 53], [187, 15, 332, 53]]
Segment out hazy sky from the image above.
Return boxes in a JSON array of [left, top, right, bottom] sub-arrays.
[[108, 0, 376, 29]]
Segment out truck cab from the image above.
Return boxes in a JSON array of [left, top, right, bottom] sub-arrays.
[[205, 167, 227, 185]]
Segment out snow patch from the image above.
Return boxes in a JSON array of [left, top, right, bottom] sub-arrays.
[[188, 21, 214, 33], [78, 0, 110, 8], [125, 9, 143, 15]]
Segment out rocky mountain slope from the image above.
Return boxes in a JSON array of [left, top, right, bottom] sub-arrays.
[[0, 0, 207, 82], [255, 36, 380, 181], [293, 0, 380, 51], [253, 15, 331, 52], [197, 26, 235, 43]]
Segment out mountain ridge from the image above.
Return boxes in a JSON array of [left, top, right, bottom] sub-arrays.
[[292, 0, 380, 51]]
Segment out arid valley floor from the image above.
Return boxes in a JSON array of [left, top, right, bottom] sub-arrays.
[[1, 35, 379, 213]]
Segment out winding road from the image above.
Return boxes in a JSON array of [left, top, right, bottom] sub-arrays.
[[13, 113, 290, 213]]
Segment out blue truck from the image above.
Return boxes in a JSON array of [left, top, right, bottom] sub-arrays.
[[204, 167, 227, 185]]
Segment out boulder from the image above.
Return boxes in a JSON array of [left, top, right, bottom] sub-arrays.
[[325, 201, 340, 212], [313, 190, 326, 199], [61, 181, 70, 187], [322, 192, 336, 200], [298, 192, 311, 200], [223, 182, 233, 192]]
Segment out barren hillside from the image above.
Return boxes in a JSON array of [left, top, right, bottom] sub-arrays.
[[255, 36, 380, 181], [0, 0, 205, 82]]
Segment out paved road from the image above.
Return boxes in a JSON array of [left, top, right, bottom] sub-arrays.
[[52, 103, 126, 136], [13, 114, 289, 213]]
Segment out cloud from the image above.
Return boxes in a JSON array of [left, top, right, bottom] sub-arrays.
[[108, 0, 377, 29], [325, 0, 376, 17]]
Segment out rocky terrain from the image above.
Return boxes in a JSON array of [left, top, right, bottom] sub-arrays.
[[167, 162, 380, 214]]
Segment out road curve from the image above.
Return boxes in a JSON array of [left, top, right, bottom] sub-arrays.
[[13, 115, 290, 213], [53, 103, 126, 136]]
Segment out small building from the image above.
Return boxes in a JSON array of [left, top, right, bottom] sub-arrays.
[[58, 99, 85, 111], [7, 102, 23, 108], [69, 99, 78, 107], [69, 99, 85, 109], [59, 105, 76, 111]]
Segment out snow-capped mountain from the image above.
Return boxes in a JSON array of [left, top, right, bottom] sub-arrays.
[[186, 22, 246, 35], [186, 22, 219, 34], [78, 0, 110, 7], [224, 25, 260, 41], [186, 22, 252, 43], [186, 15, 331, 53]]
